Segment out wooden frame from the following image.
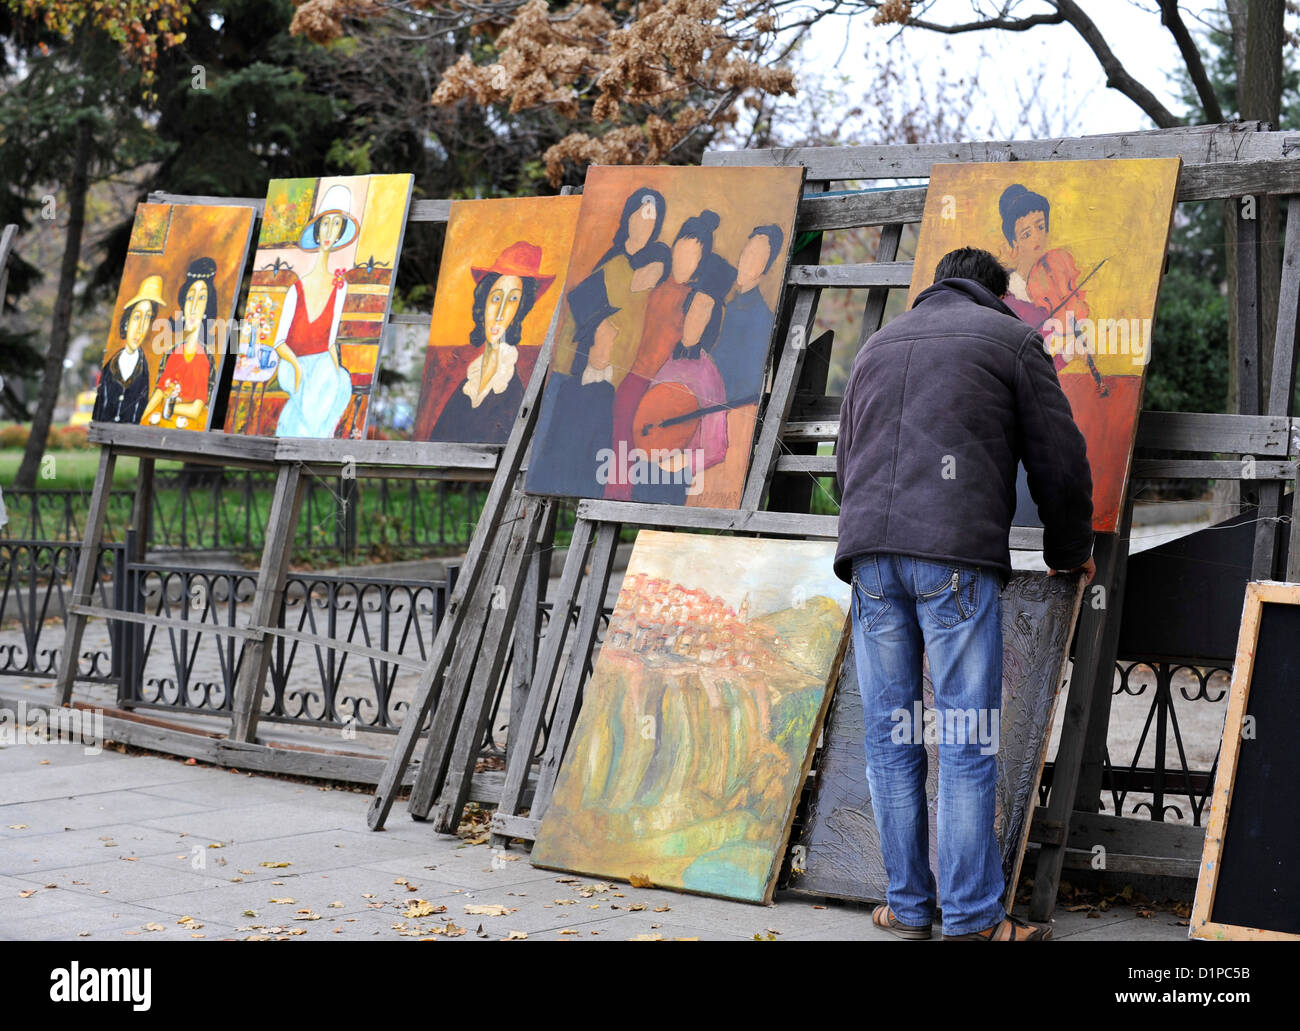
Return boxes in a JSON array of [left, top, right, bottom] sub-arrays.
[[1190, 579, 1300, 941]]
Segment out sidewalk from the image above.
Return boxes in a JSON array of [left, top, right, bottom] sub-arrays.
[[0, 739, 1191, 942]]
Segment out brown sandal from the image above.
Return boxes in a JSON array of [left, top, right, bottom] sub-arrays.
[[943, 913, 1052, 941], [872, 903, 933, 940]]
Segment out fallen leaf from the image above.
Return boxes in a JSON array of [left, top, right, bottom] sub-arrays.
[[142, 923, 165, 932], [557, 928, 579, 936], [242, 910, 258, 918], [628, 873, 653, 888], [184, 758, 197, 765], [405, 900, 447, 919], [18, 890, 36, 898], [268, 898, 295, 905], [259, 861, 291, 868], [504, 930, 528, 940], [6, 824, 28, 830], [207, 843, 225, 849], [328, 901, 344, 909], [294, 913, 321, 921], [653, 906, 671, 913], [630, 933, 664, 941], [465, 904, 514, 917]]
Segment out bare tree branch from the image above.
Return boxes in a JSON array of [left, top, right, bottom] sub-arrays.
[[1158, 0, 1223, 122]]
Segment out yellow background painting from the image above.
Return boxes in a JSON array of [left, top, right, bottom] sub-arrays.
[[906, 158, 1181, 531]]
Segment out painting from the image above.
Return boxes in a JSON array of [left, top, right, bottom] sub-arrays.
[[530, 530, 851, 904], [524, 165, 804, 509], [413, 195, 582, 444], [792, 572, 1083, 908], [223, 173, 415, 439], [93, 202, 255, 431], [907, 158, 1181, 533]]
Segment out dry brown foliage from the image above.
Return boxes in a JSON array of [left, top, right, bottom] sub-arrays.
[[290, 0, 796, 183]]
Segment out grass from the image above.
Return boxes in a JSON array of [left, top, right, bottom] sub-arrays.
[[0, 449, 183, 490]]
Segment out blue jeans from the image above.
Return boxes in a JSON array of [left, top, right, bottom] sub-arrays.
[[850, 552, 1004, 936]]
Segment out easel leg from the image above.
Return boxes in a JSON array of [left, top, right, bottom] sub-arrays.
[[529, 520, 620, 820], [229, 463, 306, 742], [405, 490, 527, 819], [429, 497, 552, 832], [1029, 497, 1134, 921], [55, 447, 117, 706], [489, 517, 595, 848]]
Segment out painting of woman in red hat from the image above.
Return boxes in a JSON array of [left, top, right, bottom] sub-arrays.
[[426, 240, 555, 443], [414, 196, 581, 445]]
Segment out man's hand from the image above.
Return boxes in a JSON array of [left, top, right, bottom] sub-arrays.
[[1049, 556, 1096, 585]]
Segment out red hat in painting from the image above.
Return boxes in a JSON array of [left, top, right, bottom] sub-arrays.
[[470, 241, 556, 299]]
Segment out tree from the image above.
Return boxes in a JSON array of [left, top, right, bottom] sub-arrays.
[[1, 2, 191, 487]]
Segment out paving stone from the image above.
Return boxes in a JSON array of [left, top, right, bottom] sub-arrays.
[[0, 823, 208, 876], [8, 857, 229, 903]]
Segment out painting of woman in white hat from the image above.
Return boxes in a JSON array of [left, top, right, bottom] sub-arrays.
[[271, 182, 358, 437]]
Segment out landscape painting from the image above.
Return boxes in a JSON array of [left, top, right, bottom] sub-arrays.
[[524, 165, 804, 509], [792, 572, 1083, 908], [908, 158, 1181, 533], [413, 195, 581, 444], [530, 530, 851, 904], [223, 173, 414, 439], [93, 202, 254, 430]]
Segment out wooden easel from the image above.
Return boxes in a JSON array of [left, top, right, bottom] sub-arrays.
[[52, 191, 533, 759]]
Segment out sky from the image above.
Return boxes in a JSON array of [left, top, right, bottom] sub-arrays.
[[800, 0, 1230, 140]]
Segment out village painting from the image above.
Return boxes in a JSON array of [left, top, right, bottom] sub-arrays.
[[530, 531, 851, 903]]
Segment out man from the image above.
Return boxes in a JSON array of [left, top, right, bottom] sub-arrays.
[[833, 246, 1095, 942]]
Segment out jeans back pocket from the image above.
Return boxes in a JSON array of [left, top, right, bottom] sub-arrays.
[[917, 562, 979, 629]]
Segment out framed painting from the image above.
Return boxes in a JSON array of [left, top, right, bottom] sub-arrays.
[[793, 572, 1083, 909], [93, 202, 255, 431], [907, 158, 1181, 533], [223, 173, 415, 439], [530, 530, 851, 904], [1191, 581, 1300, 941], [413, 195, 582, 444], [524, 165, 805, 509]]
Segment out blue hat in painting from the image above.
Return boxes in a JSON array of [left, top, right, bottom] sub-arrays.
[[299, 183, 360, 251]]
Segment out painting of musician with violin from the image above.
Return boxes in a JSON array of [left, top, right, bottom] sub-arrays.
[[908, 159, 1181, 532], [526, 165, 804, 510]]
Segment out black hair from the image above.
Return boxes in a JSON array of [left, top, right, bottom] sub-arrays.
[[934, 247, 1009, 298], [748, 224, 785, 273], [599, 187, 667, 269], [999, 183, 1050, 246], [469, 271, 541, 349], [157, 258, 223, 402], [118, 298, 161, 340]]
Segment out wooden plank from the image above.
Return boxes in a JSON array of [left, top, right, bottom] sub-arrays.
[[146, 193, 452, 224], [1130, 459, 1296, 479], [1237, 204, 1263, 418], [1030, 497, 1135, 921], [1134, 410, 1290, 454], [428, 496, 553, 832], [575, 498, 839, 538], [790, 160, 1300, 233], [1267, 195, 1300, 418], [228, 464, 306, 742], [68, 604, 262, 640], [490, 812, 541, 842], [528, 522, 620, 820], [274, 437, 499, 470], [742, 286, 822, 511], [53, 448, 117, 706], [256, 625, 427, 670], [489, 517, 595, 848], [405, 491, 527, 821], [86, 424, 280, 465], [704, 123, 1286, 179], [783, 421, 840, 441], [785, 261, 912, 288], [858, 223, 904, 351], [508, 502, 556, 786]]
